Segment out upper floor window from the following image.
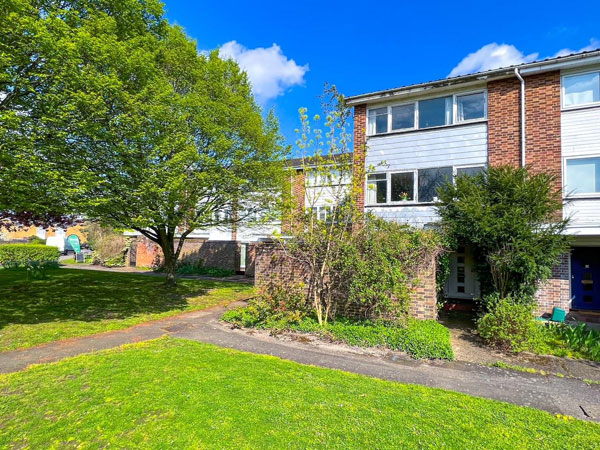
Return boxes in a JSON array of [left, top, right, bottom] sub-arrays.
[[562, 71, 600, 108], [566, 157, 600, 195], [367, 91, 486, 135]]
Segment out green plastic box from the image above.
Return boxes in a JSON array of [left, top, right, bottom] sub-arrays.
[[551, 307, 566, 323]]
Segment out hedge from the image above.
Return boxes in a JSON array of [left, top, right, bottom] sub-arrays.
[[0, 244, 60, 269]]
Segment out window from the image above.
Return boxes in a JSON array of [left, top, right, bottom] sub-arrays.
[[391, 104, 415, 130], [419, 96, 453, 129], [368, 107, 388, 135], [367, 173, 387, 204], [456, 166, 485, 178], [391, 172, 414, 202], [457, 92, 486, 121], [418, 167, 453, 202], [563, 71, 600, 107], [566, 157, 600, 195], [366, 90, 486, 135]]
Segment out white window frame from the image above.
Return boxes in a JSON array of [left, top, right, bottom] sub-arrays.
[[365, 164, 488, 206], [563, 155, 600, 199], [561, 68, 600, 110], [366, 89, 487, 136]]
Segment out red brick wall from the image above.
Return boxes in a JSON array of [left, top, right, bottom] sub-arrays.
[[130, 237, 241, 272], [535, 252, 571, 316], [353, 104, 367, 213], [524, 71, 562, 192], [488, 78, 522, 167], [254, 242, 438, 320], [282, 169, 306, 233]]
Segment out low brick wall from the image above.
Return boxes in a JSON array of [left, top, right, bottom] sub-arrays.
[[254, 242, 438, 320], [535, 252, 571, 316], [129, 237, 244, 273]]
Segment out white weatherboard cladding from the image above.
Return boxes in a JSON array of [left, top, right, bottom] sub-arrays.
[[365, 122, 488, 171], [365, 122, 487, 226], [561, 107, 600, 232], [562, 107, 600, 158], [367, 206, 438, 227]]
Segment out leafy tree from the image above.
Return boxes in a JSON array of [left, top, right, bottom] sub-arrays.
[[0, 0, 166, 229], [2, 1, 286, 284], [436, 166, 571, 300]]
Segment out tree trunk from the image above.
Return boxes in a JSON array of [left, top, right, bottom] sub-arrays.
[[158, 234, 178, 287]]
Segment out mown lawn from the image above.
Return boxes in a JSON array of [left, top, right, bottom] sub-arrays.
[[0, 268, 253, 352], [0, 337, 598, 449]]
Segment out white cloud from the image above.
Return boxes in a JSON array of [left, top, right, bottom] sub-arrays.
[[218, 41, 308, 104], [448, 43, 538, 77], [449, 39, 600, 78], [553, 38, 600, 57]]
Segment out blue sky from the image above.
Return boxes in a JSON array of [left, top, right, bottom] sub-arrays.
[[163, 0, 600, 154]]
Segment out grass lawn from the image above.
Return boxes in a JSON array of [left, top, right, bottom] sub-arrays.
[[0, 337, 598, 449], [0, 268, 253, 352]]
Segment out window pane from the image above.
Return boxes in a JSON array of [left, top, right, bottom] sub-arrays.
[[418, 167, 453, 202], [456, 166, 485, 178], [391, 172, 414, 201], [367, 173, 387, 203], [368, 107, 388, 134], [564, 72, 600, 107], [567, 157, 600, 194], [457, 92, 485, 121], [419, 96, 453, 128], [391, 104, 415, 130]]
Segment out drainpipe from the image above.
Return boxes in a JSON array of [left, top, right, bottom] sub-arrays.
[[514, 68, 526, 167]]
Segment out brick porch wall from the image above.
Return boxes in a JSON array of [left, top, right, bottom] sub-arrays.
[[254, 242, 438, 320], [353, 104, 367, 214], [535, 252, 571, 316]]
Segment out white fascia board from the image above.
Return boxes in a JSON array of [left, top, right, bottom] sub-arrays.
[[520, 55, 600, 75]]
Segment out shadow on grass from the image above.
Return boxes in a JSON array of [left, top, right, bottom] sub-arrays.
[[0, 268, 247, 329]]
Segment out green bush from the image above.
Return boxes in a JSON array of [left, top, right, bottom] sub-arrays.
[[222, 306, 454, 360], [83, 222, 129, 267], [27, 236, 46, 245], [477, 295, 541, 352], [547, 323, 600, 362], [172, 260, 235, 277], [0, 244, 60, 278]]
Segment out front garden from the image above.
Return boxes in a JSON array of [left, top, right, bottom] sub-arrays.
[[1, 337, 598, 449]]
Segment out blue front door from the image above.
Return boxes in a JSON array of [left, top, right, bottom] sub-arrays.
[[571, 248, 600, 310]]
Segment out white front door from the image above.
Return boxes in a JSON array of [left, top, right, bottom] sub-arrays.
[[445, 246, 480, 299]]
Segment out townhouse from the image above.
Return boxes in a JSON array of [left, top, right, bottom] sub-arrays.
[[346, 49, 600, 315]]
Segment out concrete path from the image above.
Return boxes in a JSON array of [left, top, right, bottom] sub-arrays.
[[1, 303, 599, 422]]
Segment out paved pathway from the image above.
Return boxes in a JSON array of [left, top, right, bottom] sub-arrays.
[[1, 303, 599, 422]]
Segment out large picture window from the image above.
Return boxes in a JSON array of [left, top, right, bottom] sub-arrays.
[[418, 167, 453, 202], [391, 104, 415, 130], [419, 96, 453, 129], [563, 71, 600, 108], [566, 157, 600, 195]]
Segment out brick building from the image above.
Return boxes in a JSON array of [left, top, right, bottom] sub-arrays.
[[345, 49, 600, 316]]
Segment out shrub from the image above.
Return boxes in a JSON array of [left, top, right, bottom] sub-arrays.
[[27, 236, 46, 245], [437, 165, 571, 298], [477, 295, 541, 352], [83, 223, 129, 267], [547, 323, 600, 362], [222, 282, 309, 330], [0, 244, 60, 278], [223, 308, 454, 360], [171, 260, 235, 277]]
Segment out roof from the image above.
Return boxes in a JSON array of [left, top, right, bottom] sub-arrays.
[[345, 49, 600, 105], [285, 153, 354, 169]]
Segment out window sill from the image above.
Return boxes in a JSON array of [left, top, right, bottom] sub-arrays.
[[367, 119, 487, 138], [561, 103, 600, 113], [365, 202, 437, 208], [564, 195, 600, 201]]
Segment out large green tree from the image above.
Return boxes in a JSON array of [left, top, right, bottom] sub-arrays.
[[1, 0, 286, 283], [436, 166, 571, 300]]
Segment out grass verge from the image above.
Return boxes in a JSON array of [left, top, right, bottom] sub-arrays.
[[0, 337, 598, 449], [0, 268, 253, 352]]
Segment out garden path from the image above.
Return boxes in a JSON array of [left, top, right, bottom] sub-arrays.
[[0, 302, 599, 422]]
